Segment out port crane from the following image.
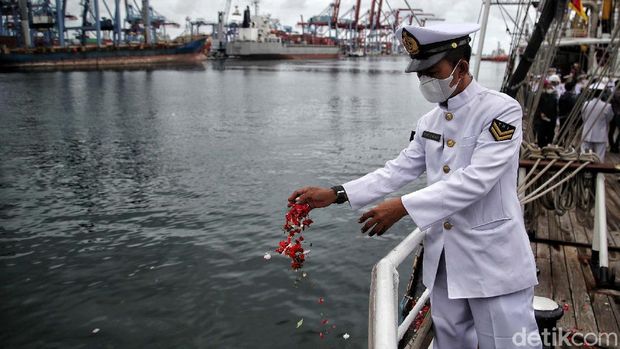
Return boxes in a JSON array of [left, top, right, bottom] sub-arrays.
[[0, 0, 177, 48], [296, 0, 443, 55]]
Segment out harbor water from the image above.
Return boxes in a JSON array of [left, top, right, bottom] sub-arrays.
[[0, 57, 506, 348]]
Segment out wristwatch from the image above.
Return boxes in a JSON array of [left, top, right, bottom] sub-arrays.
[[330, 185, 348, 204]]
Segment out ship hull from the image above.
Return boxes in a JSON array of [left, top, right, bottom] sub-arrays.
[[0, 39, 206, 71], [225, 41, 340, 59]]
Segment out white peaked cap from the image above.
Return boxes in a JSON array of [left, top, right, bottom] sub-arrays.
[[395, 23, 481, 73]]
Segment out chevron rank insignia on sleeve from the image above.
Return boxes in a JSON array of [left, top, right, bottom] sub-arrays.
[[489, 118, 515, 141]]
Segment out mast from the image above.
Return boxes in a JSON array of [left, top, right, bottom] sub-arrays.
[[473, 0, 491, 80], [503, 0, 564, 98]]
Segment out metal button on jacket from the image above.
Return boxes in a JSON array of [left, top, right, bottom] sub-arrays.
[[445, 112, 454, 121], [447, 139, 456, 147], [443, 165, 450, 173], [443, 221, 453, 230]]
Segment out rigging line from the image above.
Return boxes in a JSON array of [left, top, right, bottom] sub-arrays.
[[497, 3, 511, 34], [556, 24, 620, 144], [523, 15, 565, 141], [499, 4, 512, 32], [563, 38, 620, 145], [502, 1, 532, 90], [518, 160, 575, 200], [518, 157, 541, 185], [498, 2, 517, 28], [517, 158, 558, 194], [556, 62, 611, 145], [520, 161, 590, 205]]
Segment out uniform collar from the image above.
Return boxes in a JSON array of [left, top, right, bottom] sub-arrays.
[[438, 78, 484, 110]]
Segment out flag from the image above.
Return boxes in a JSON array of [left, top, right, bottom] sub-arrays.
[[569, 0, 588, 21]]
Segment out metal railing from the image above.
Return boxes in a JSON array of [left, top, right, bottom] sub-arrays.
[[369, 172, 610, 348], [518, 168, 612, 284], [368, 227, 430, 349], [592, 173, 609, 271]]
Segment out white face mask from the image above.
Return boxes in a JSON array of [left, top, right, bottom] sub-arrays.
[[419, 61, 463, 103]]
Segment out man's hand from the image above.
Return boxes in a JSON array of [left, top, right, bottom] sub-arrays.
[[288, 187, 337, 209], [359, 198, 408, 236]]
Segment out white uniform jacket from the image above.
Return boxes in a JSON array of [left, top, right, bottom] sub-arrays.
[[343, 79, 538, 299], [582, 99, 614, 143]]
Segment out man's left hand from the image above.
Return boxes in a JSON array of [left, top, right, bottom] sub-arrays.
[[359, 198, 408, 236]]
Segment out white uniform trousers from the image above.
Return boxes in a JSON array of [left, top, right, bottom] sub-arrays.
[[581, 141, 607, 162], [431, 251, 542, 349]]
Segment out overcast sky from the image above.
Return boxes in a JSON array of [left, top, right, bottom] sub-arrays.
[[84, 0, 523, 54]]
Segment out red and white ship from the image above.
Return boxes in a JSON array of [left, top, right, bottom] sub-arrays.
[[225, 6, 340, 59]]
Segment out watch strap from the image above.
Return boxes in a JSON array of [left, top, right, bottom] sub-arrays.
[[331, 185, 348, 204]]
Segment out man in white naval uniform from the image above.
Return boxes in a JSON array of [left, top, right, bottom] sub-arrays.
[[581, 84, 614, 162], [289, 23, 541, 349]]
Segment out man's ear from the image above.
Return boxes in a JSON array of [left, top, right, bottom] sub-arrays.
[[458, 60, 469, 78]]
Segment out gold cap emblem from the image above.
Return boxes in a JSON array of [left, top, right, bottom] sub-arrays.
[[402, 30, 420, 55], [451, 42, 458, 48]]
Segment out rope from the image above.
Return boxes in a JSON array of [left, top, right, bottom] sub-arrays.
[[520, 161, 591, 205], [518, 143, 596, 212], [519, 160, 575, 201], [556, 23, 620, 146], [517, 158, 558, 194], [519, 157, 541, 185]]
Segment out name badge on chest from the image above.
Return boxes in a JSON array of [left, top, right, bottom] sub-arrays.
[[422, 130, 441, 142]]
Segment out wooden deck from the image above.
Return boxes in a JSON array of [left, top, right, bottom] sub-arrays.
[[530, 151, 620, 346], [402, 152, 620, 348]]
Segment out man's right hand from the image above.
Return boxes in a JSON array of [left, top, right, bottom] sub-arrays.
[[288, 187, 337, 209]]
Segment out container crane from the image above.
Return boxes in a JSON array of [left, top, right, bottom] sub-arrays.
[[215, 0, 232, 55]]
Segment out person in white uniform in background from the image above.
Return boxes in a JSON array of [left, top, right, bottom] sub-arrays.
[[581, 83, 615, 161], [548, 74, 565, 98], [288, 23, 541, 349]]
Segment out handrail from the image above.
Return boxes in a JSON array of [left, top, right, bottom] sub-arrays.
[[593, 173, 608, 269], [369, 227, 428, 349]]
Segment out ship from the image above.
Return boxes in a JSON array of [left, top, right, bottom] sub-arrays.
[[481, 41, 509, 62], [0, 38, 206, 71], [0, 0, 206, 71], [366, 0, 620, 348], [224, 6, 340, 60]]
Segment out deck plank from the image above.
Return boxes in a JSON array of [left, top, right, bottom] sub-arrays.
[[590, 293, 620, 337], [606, 175, 620, 239], [548, 212, 561, 242], [536, 208, 550, 240], [535, 243, 553, 299], [558, 212, 576, 243], [569, 210, 591, 245], [549, 245, 577, 329], [610, 230, 620, 249], [564, 246, 598, 334]]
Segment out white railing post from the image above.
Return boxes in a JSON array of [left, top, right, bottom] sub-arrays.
[[398, 288, 431, 340], [595, 173, 608, 269], [369, 228, 427, 349]]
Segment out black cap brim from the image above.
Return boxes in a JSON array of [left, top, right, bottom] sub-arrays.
[[405, 51, 448, 73]]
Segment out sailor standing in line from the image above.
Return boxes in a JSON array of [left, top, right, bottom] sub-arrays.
[[288, 23, 541, 349], [581, 83, 614, 162]]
